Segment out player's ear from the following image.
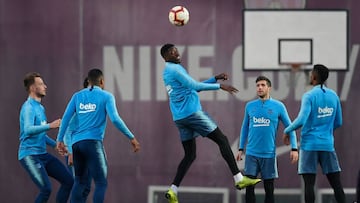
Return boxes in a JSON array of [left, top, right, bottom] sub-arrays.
[[29, 84, 35, 92], [311, 71, 317, 82], [100, 78, 105, 89], [164, 53, 171, 61]]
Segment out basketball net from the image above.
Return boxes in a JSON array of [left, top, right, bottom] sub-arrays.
[[286, 63, 303, 88]]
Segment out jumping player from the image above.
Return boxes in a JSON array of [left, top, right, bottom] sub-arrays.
[[160, 43, 261, 203]]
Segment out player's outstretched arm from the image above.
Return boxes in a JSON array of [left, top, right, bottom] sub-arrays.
[[202, 73, 228, 83], [215, 73, 229, 81], [220, 84, 239, 94]]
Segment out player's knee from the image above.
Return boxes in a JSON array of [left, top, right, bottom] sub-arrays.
[[185, 152, 196, 163], [63, 176, 74, 189], [40, 185, 52, 198], [220, 134, 229, 144], [189, 153, 196, 162]]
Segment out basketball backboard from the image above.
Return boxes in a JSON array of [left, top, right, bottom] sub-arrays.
[[243, 10, 348, 71]]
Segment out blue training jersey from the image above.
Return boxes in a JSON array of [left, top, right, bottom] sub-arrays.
[[57, 86, 134, 144], [162, 62, 220, 121], [284, 85, 342, 151], [239, 98, 297, 158], [18, 97, 56, 160]]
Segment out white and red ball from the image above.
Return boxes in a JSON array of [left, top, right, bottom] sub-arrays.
[[168, 6, 190, 26]]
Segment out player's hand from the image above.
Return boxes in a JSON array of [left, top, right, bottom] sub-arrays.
[[215, 73, 228, 81], [67, 153, 73, 166], [49, 118, 61, 129], [56, 141, 68, 156], [236, 151, 243, 161], [130, 138, 140, 152], [220, 84, 239, 94], [282, 133, 290, 145], [290, 150, 298, 164]]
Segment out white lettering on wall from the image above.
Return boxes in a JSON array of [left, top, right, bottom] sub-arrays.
[[139, 46, 151, 101], [103, 44, 359, 102], [104, 46, 134, 101], [188, 46, 215, 101]]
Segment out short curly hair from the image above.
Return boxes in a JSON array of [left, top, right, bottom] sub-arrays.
[[160, 43, 175, 58]]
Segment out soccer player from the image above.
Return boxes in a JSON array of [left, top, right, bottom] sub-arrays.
[[284, 64, 346, 203], [56, 68, 140, 203], [18, 72, 73, 203], [160, 43, 261, 203], [63, 77, 91, 201], [64, 77, 89, 174], [236, 76, 298, 203]]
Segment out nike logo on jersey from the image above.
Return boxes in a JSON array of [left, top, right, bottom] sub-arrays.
[[165, 85, 173, 95]]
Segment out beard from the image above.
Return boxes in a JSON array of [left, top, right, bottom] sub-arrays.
[[257, 92, 265, 98], [36, 92, 45, 98], [168, 59, 181, 64], [258, 93, 270, 99]]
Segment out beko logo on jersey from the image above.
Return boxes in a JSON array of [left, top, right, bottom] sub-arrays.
[[253, 117, 270, 127], [79, 103, 96, 113], [317, 106, 334, 118]]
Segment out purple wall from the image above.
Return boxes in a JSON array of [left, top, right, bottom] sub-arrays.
[[1, 0, 360, 202]]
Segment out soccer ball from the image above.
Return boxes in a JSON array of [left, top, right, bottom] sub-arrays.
[[168, 6, 190, 26]]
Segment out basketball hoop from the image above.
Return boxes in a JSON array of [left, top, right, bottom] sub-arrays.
[[290, 63, 302, 72], [286, 63, 303, 88]]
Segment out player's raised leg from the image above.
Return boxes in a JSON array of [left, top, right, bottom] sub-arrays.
[[206, 127, 261, 190]]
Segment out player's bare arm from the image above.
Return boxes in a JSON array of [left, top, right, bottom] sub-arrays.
[[215, 73, 228, 81], [67, 154, 73, 166], [131, 138, 140, 152], [49, 118, 61, 129], [290, 151, 299, 164], [220, 84, 239, 94], [236, 150, 244, 161], [282, 133, 290, 145], [56, 142, 68, 156]]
